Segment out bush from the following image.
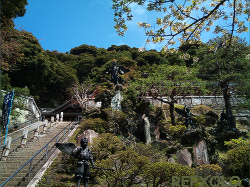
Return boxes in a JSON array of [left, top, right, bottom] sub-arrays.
[[79, 118, 107, 133], [168, 125, 187, 138], [193, 105, 213, 116], [224, 146, 250, 176], [95, 149, 150, 186], [143, 161, 195, 187], [130, 142, 166, 163], [102, 108, 128, 135], [224, 137, 250, 149], [195, 164, 223, 177], [90, 133, 124, 160]]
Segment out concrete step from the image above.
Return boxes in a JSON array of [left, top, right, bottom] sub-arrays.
[[0, 122, 71, 186]]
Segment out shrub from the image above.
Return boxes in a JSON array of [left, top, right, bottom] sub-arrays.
[[193, 116, 206, 125], [193, 105, 213, 116], [143, 161, 195, 187], [130, 142, 166, 163], [95, 149, 150, 186], [102, 108, 128, 135], [168, 125, 187, 138], [79, 118, 107, 133], [224, 137, 250, 149], [90, 133, 124, 160], [195, 164, 223, 178], [224, 146, 250, 176]]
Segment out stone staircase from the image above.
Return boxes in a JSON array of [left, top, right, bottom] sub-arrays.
[[0, 121, 71, 187], [0, 121, 44, 157]]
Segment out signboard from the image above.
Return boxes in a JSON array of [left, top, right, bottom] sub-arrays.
[[2, 91, 15, 145], [2, 91, 14, 130]]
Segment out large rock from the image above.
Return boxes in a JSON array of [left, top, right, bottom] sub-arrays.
[[176, 148, 192, 167], [168, 157, 175, 164], [77, 129, 99, 144]]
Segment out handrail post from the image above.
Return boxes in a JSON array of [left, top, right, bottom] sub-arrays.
[[57, 135, 58, 143], [63, 129, 65, 137], [28, 159, 33, 182]]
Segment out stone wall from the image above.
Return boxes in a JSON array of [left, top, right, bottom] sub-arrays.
[[146, 96, 238, 109]]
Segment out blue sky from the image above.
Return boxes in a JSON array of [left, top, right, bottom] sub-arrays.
[[14, 0, 250, 53]]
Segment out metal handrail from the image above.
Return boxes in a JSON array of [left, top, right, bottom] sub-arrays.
[[0, 122, 45, 149], [0, 116, 82, 187], [0, 117, 41, 137], [0, 118, 44, 150]]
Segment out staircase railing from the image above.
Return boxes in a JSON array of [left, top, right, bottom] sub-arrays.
[[0, 117, 42, 150], [0, 116, 82, 187]]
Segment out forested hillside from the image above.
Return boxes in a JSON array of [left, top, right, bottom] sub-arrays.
[[1, 30, 199, 108]]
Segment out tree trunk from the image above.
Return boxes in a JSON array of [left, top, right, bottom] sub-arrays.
[[221, 81, 236, 129], [169, 101, 176, 126]]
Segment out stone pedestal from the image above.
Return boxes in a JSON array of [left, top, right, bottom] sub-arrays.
[[33, 123, 39, 139], [21, 129, 28, 148], [43, 120, 48, 134], [1, 136, 12, 161], [111, 90, 123, 111], [51, 117, 54, 127], [60, 112, 63, 122], [56, 114, 59, 124]]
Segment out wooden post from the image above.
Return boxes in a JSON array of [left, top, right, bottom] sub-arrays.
[[21, 129, 28, 148], [1, 136, 12, 161]]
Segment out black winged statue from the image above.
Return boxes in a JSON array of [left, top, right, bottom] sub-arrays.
[[102, 60, 130, 85], [55, 137, 114, 187], [175, 106, 195, 129]]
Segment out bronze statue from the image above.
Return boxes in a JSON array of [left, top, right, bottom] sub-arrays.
[[102, 60, 130, 85], [220, 109, 237, 130], [175, 106, 196, 129], [55, 137, 114, 187]]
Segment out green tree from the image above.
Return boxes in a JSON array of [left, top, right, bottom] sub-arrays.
[[136, 50, 169, 66], [1, 0, 29, 71], [112, 0, 249, 47], [143, 161, 195, 187], [74, 53, 96, 82], [96, 149, 150, 186], [1, 0, 28, 22], [70, 44, 98, 56], [128, 65, 207, 126], [194, 34, 250, 129]]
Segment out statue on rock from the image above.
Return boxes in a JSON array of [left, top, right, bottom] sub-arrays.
[[220, 109, 237, 130], [175, 106, 196, 130], [102, 60, 130, 85], [55, 137, 114, 187]]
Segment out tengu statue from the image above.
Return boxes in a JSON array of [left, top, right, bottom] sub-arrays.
[[102, 60, 130, 85], [55, 137, 114, 187], [175, 106, 196, 129]]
